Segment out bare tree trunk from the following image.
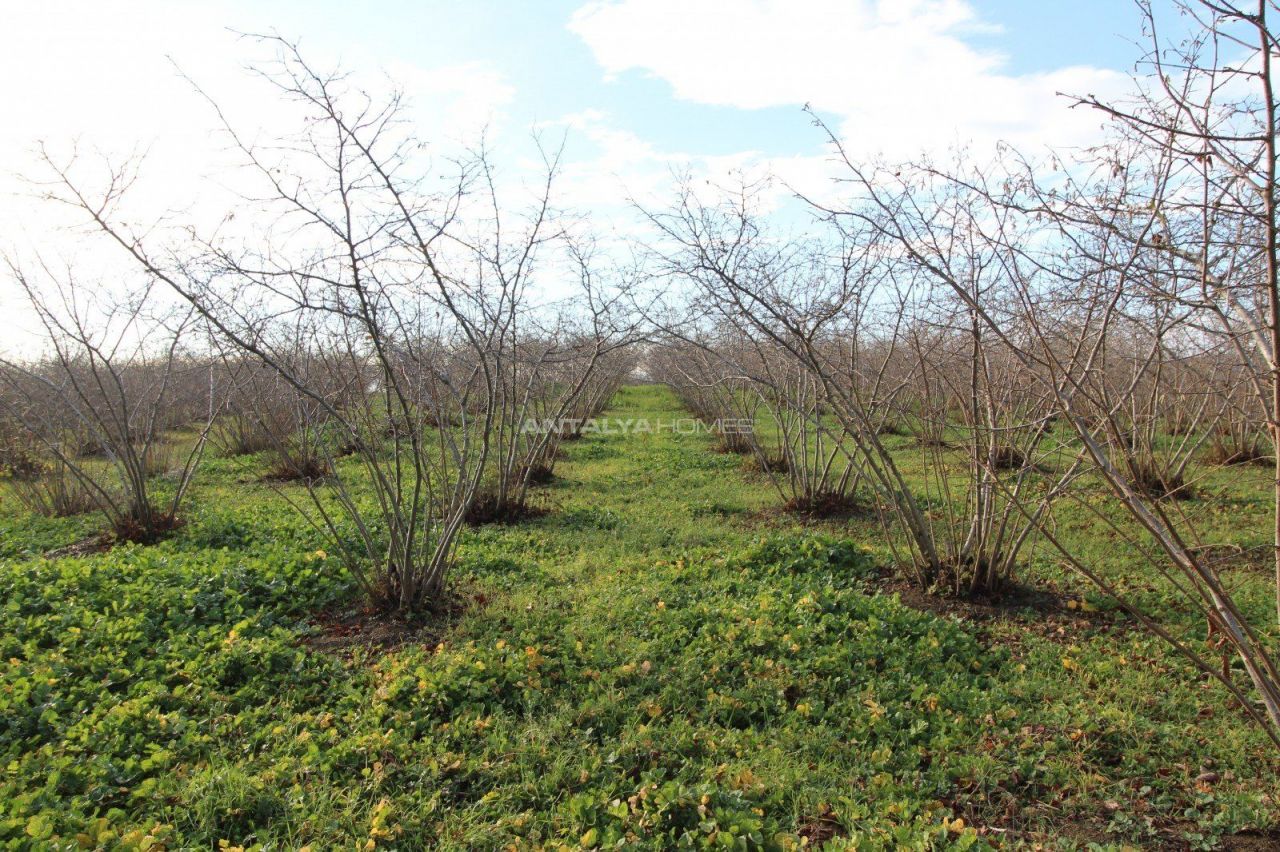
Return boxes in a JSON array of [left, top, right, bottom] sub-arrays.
[[1260, 0, 1280, 625]]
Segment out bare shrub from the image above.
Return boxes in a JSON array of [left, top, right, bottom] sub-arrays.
[[35, 38, 630, 610], [0, 267, 211, 544], [798, 0, 1280, 739], [8, 458, 97, 517], [644, 179, 1069, 595], [0, 416, 44, 480]]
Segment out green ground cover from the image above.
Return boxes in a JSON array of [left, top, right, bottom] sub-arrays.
[[1, 385, 1277, 849]]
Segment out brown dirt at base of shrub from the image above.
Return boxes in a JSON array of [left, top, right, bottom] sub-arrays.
[[710, 434, 752, 455], [1192, 543, 1273, 575], [303, 585, 487, 656], [781, 491, 866, 520], [741, 453, 790, 475], [259, 458, 332, 483], [1205, 444, 1273, 467], [464, 493, 551, 526], [333, 441, 363, 458], [989, 445, 1027, 470], [43, 512, 185, 556], [1218, 829, 1280, 851], [870, 568, 1129, 644], [112, 512, 184, 545], [521, 463, 556, 485], [303, 607, 440, 656]]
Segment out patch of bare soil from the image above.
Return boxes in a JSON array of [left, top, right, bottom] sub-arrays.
[[1126, 459, 1196, 501], [43, 532, 114, 559], [796, 804, 845, 847], [1221, 829, 1280, 850], [710, 434, 752, 455], [745, 493, 872, 526], [303, 586, 487, 656], [112, 512, 184, 544], [1204, 442, 1272, 467], [945, 791, 1279, 850], [303, 608, 431, 655], [740, 453, 790, 475], [989, 445, 1027, 470], [258, 459, 331, 484], [1193, 543, 1273, 576], [871, 570, 1128, 644], [780, 491, 870, 521], [521, 463, 556, 485], [464, 493, 552, 526]]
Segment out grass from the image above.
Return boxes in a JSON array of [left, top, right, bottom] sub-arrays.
[[0, 385, 1277, 849]]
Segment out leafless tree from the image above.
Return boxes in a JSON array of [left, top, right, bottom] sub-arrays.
[[801, 2, 1280, 733], [0, 261, 211, 541], [643, 176, 1074, 592], [23, 37, 632, 613], [651, 331, 862, 515], [469, 246, 640, 523]]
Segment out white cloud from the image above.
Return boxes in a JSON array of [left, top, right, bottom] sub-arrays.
[[0, 3, 516, 224], [0, 1, 516, 354], [386, 61, 517, 139], [534, 110, 764, 224], [568, 0, 1125, 158]]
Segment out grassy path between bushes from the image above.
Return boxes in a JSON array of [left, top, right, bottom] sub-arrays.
[[2, 384, 1279, 849]]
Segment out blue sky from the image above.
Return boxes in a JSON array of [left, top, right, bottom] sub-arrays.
[[0, 0, 1178, 351], [1, 1, 1159, 207], [221, 0, 1148, 160], [1, 1, 1179, 262]]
